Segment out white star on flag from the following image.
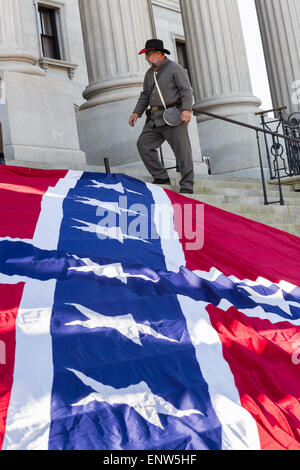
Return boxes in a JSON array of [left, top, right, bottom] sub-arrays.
[[69, 255, 158, 284], [65, 303, 178, 346], [87, 181, 125, 193], [71, 218, 150, 244], [68, 368, 204, 429], [69, 257, 128, 283], [75, 197, 143, 216], [87, 180, 142, 196]]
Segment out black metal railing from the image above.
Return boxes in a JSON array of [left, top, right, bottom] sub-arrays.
[[196, 108, 300, 206], [103, 153, 180, 175], [159, 146, 180, 173], [0, 123, 5, 165], [104, 157, 111, 174], [256, 106, 300, 180]]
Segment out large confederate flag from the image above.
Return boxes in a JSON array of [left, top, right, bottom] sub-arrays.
[[0, 165, 299, 450]]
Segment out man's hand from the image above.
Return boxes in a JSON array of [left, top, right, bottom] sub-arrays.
[[129, 113, 139, 127], [181, 110, 192, 123]]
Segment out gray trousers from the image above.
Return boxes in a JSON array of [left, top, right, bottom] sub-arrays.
[[137, 121, 194, 191]]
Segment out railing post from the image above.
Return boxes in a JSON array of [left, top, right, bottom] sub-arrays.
[[0, 123, 5, 165], [272, 136, 285, 206], [256, 131, 269, 205], [159, 146, 164, 168], [104, 157, 111, 174], [259, 114, 273, 179]]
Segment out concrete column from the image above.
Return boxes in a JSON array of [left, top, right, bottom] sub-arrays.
[[79, 0, 153, 109], [77, 0, 157, 167], [0, 0, 42, 75], [179, 0, 264, 177], [0, 0, 86, 168], [255, 0, 300, 114]]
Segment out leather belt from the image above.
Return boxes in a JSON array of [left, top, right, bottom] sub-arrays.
[[151, 102, 180, 112]]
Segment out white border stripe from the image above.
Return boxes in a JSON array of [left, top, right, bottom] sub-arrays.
[[33, 171, 82, 250], [194, 269, 300, 326], [148, 184, 261, 450], [3, 170, 83, 450], [177, 295, 261, 450]]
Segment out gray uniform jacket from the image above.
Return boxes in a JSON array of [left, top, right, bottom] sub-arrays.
[[133, 58, 193, 128]]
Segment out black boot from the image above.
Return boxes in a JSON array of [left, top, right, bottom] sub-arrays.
[[153, 178, 171, 185]]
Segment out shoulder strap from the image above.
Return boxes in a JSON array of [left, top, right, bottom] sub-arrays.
[[148, 60, 172, 98], [154, 71, 166, 109]]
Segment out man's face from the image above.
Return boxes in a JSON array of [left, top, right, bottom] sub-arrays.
[[145, 51, 164, 67]]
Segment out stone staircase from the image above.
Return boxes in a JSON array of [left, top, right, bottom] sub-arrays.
[[5, 159, 300, 238], [174, 178, 300, 237], [139, 174, 300, 238]]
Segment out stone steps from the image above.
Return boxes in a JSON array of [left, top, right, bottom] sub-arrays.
[[142, 175, 293, 193], [215, 212, 297, 225], [200, 203, 300, 219], [176, 198, 300, 226], [141, 178, 300, 237], [5, 160, 83, 171], [4, 159, 300, 237], [175, 197, 299, 214], [163, 184, 294, 198], [183, 194, 300, 206]]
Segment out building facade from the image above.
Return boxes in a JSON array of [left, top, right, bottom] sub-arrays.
[[0, 0, 299, 175]]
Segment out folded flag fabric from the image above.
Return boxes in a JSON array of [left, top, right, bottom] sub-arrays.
[[0, 165, 299, 450]]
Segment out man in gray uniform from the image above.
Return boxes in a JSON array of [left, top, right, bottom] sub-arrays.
[[129, 39, 194, 194]]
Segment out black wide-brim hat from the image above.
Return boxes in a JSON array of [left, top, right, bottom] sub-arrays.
[[139, 39, 170, 55]]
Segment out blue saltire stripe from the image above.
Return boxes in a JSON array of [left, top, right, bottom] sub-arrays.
[[48, 173, 222, 450]]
